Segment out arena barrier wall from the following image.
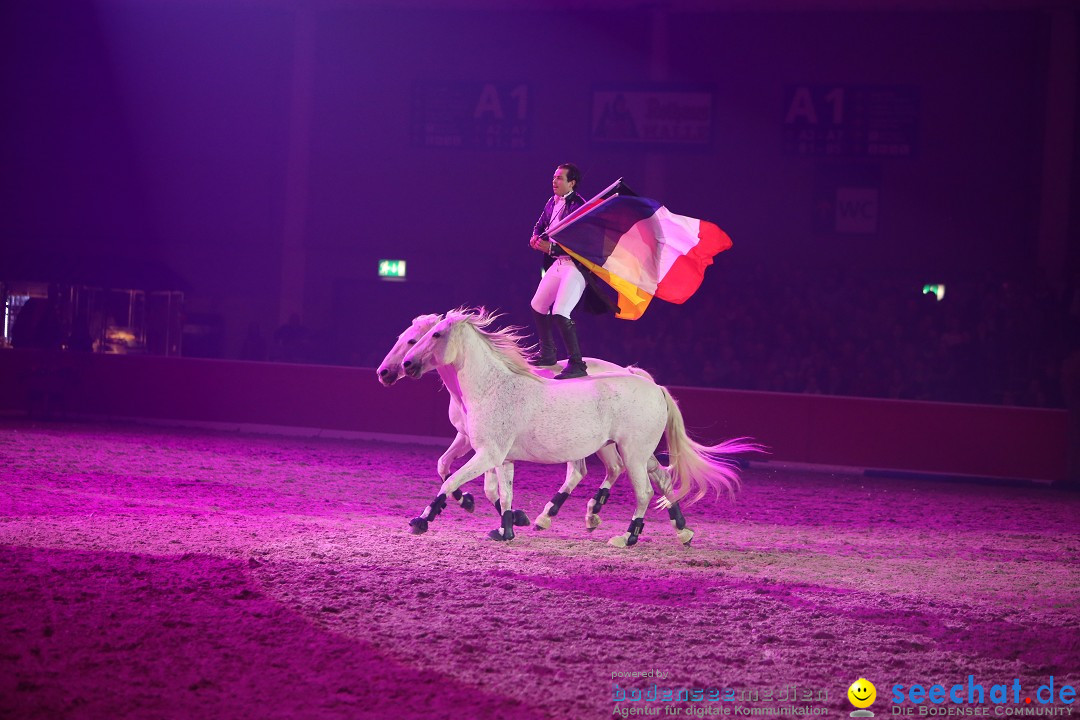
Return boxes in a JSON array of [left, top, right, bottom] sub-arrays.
[[0, 349, 1067, 482]]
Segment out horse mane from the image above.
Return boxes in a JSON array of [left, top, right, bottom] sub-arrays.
[[447, 307, 543, 382]]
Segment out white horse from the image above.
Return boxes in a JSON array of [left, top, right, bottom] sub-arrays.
[[401, 308, 758, 547], [376, 312, 669, 533]]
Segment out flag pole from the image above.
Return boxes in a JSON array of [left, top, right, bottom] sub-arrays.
[[548, 177, 634, 238]]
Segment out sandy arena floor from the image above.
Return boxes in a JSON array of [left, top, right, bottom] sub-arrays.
[[0, 419, 1077, 719]]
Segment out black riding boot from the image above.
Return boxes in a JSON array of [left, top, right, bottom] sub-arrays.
[[530, 310, 558, 366], [553, 315, 587, 380]]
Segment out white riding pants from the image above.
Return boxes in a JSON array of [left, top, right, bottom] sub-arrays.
[[530, 256, 586, 318]]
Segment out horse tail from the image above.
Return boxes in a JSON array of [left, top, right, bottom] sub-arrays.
[[659, 385, 763, 506]]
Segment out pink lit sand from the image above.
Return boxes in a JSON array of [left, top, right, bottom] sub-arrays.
[[0, 420, 1077, 719]]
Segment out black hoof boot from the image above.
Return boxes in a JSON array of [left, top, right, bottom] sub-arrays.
[[668, 502, 694, 546], [547, 491, 569, 517], [453, 489, 475, 513], [667, 503, 687, 530], [625, 518, 645, 547], [410, 493, 447, 534], [586, 487, 610, 524], [512, 509, 530, 527], [427, 493, 448, 519], [488, 510, 516, 541]]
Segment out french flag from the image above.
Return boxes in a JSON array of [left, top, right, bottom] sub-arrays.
[[548, 180, 732, 320]]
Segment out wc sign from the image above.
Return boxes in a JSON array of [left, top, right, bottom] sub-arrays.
[[813, 166, 881, 236], [835, 186, 879, 234]]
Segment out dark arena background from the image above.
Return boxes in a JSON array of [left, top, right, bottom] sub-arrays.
[[1, 1, 1079, 719]]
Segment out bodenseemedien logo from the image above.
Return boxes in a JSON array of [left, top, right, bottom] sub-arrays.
[[849, 679, 877, 718]]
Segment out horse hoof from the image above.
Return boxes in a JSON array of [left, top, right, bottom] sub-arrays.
[[533, 514, 551, 531], [607, 534, 629, 548], [677, 528, 694, 546], [460, 493, 475, 513], [488, 528, 514, 542], [512, 509, 530, 527], [585, 514, 602, 531], [409, 517, 429, 535]]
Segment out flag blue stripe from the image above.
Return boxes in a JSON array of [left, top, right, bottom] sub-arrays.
[[552, 196, 663, 266]]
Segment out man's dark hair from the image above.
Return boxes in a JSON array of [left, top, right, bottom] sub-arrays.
[[558, 163, 582, 191]]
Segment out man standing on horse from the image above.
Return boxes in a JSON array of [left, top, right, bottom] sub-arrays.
[[528, 162, 593, 379]]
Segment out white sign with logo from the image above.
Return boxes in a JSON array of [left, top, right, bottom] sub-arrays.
[[591, 88, 713, 146]]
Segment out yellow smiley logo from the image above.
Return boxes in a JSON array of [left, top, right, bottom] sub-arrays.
[[848, 679, 877, 708]]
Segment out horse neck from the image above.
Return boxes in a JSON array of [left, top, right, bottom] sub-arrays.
[[435, 364, 463, 402], [451, 325, 514, 402]]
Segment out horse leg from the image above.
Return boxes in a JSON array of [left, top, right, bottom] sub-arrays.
[[608, 453, 653, 548], [585, 443, 624, 532], [489, 462, 519, 541], [488, 469, 529, 528], [534, 459, 586, 530], [648, 455, 693, 545], [410, 452, 498, 535], [437, 432, 470, 479], [438, 432, 475, 512], [647, 454, 671, 494], [484, 470, 499, 512]]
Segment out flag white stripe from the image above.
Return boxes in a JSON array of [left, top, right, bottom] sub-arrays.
[[601, 206, 702, 295]]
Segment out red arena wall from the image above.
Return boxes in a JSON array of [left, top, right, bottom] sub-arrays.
[[0, 349, 1066, 482]]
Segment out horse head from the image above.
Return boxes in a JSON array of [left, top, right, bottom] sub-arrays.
[[402, 311, 471, 379], [404, 307, 541, 381], [377, 313, 442, 386]]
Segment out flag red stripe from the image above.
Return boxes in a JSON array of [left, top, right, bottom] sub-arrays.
[[654, 221, 732, 303]]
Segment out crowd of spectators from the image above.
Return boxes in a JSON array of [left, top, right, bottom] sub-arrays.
[[473, 263, 1071, 410], [264, 261, 1077, 411], [566, 265, 1076, 410]]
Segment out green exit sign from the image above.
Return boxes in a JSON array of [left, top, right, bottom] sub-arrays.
[[378, 259, 406, 280], [922, 283, 945, 301]]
